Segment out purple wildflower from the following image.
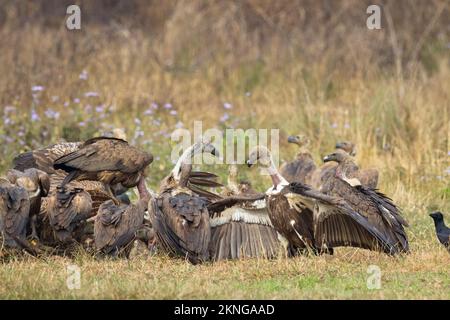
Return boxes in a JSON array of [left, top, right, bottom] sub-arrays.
[[73, 98, 80, 104], [144, 108, 153, 116], [164, 103, 172, 109], [85, 92, 99, 98], [223, 102, 233, 109], [169, 110, 177, 116], [331, 123, 338, 129], [79, 70, 88, 80], [44, 108, 60, 120], [4, 106, 16, 114], [32, 85, 45, 92], [95, 105, 105, 113], [220, 113, 230, 122], [31, 109, 40, 122]]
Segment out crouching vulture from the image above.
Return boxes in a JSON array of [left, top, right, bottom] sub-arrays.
[[318, 152, 409, 254], [94, 177, 150, 256], [0, 178, 31, 250], [6, 168, 50, 240], [148, 141, 220, 264], [286, 182, 408, 254], [279, 134, 316, 184], [207, 164, 281, 261], [247, 146, 321, 256]]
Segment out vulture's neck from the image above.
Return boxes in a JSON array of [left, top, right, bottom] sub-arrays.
[[265, 156, 288, 193], [137, 177, 151, 203], [172, 145, 195, 181]]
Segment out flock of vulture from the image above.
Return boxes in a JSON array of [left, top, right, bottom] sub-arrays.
[[0, 130, 448, 264]]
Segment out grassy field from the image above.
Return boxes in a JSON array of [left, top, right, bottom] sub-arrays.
[[0, 1, 449, 299]]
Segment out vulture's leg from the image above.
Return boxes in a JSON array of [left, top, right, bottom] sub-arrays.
[[28, 215, 40, 242], [105, 184, 121, 205]]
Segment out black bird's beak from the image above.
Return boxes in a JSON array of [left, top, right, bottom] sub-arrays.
[[287, 136, 298, 144], [246, 160, 253, 168], [323, 155, 332, 163]]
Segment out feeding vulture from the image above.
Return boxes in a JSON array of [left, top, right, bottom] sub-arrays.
[[6, 168, 50, 240], [429, 212, 449, 253], [0, 178, 31, 250], [247, 145, 320, 256], [207, 164, 281, 261], [94, 177, 150, 256], [46, 186, 94, 243], [148, 141, 220, 264], [279, 135, 316, 184], [286, 182, 408, 254], [319, 152, 409, 254], [53, 137, 153, 194]]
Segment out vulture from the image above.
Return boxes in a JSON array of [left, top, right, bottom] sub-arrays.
[[319, 153, 409, 254], [12, 129, 128, 175], [94, 176, 150, 256], [287, 182, 408, 254], [279, 135, 316, 184], [5, 168, 50, 240], [246, 145, 319, 256], [208, 164, 281, 261], [429, 212, 449, 253], [46, 186, 94, 243], [148, 141, 220, 264], [0, 178, 31, 250], [311, 142, 378, 189], [38, 172, 118, 246], [53, 137, 153, 193]]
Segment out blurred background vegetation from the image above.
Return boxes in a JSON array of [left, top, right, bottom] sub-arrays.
[[0, 1, 448, 209]]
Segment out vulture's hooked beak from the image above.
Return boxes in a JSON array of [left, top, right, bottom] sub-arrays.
[[323, 155, 332, 163], [335, 142, 346, 149], [246, 159, 254, 168]]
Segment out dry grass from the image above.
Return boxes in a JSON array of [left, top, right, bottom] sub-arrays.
[[0, 1, 449, 299]]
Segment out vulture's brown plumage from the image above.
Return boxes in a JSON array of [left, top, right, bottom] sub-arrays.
[[149, 141, 219, 264], [208, 164, 281, 261], [6, 168, 50, 240], [94, 177, 149, 256], [312, 143, 378, 189], [247, 146, 320, 256], [47, 186, 93, 243], [287, 182, 408, 254], [53, 137, 153, 190], [279, 135, 316, 184], [318, 154, 409, 254], [0, 178, 31, 249]]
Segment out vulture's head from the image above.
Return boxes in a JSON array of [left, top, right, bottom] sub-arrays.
[[323, 152, 350, 164], [287, 134, 310, 147], [247, 146, 272, 168], [335, 141, 356, 156], [429, 211, 444, 222], [7, 168, 50, 199], [190, 141, 220, 159], [103, 128, 128, 141]]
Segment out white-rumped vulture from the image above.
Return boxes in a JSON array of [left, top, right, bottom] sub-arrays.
[[279, 135, 316, 184], [208, 164, 281, 261], [94, 177, 150, 256], [148, 141, 220, 264], [246, 146, 322, 256], [286, 182, 408, 254]]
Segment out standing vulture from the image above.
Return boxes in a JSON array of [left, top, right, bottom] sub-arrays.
[[53, 137, 153, 193], [320, 152, 409, 254], [6, 168, 50, 240], [311, 142, 378, 189], [286, 182, 407, 254], [208, 164, 281, 261], [429, 212, 449, 253], [0, 178, 31, 250], [148, 141, 219, 264], [94, 176, 150, 256], [279, 135, 316, 184], [12, 129, 128, 175], [247, 146, 319, 256]]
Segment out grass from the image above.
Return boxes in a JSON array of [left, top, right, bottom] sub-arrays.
[[0, 1, 449, 299]]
